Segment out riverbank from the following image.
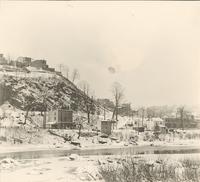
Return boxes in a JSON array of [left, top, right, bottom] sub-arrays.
[[0, 142, 200, 160], [1, 128, 200, 160], [1, 153, 200, 182], [1, 133, 200, 154]]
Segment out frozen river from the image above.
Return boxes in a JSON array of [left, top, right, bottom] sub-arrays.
[[0, 145, 200, 159]]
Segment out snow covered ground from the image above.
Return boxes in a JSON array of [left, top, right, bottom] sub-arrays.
[[1, 153, 200, 182], [0, 155, 103, 182]]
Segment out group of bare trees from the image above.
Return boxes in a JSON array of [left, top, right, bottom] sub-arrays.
[[58, 64, 80, 83], [135, 105, 191, 130], [57, 63, 127, 124], [22, 85, 50, 127], [111, 82, 124, 121], [78, 80, 96, 124], [176, 106, 191, 130]]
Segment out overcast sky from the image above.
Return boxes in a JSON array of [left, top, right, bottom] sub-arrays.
[[0, 1, 200, 107]]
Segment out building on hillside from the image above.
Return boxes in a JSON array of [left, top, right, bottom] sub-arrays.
[[101, 120, 116, 135], [46, 109, 74, 129], [131, 117, 166, 132], [165, 117, 197, 129], [9, 60, 24, 68], [0, 54, 7, 65], [55, 71, 62, 75], [30, 59, 55, 72], [17, 57, 32, 67], [45, 67, 55, 72], [131, 117, 146, 132], [30, 59, 48, 69], [145, 117, 165, 131]]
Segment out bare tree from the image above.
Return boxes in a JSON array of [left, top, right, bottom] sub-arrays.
[[71, 68, 80, 83], [22, 84, 49, 127], [40, 86, 49, 129], [64, 65, 70, 79], [78, 80, 95, 123], [146, 107, 154, 120], [22, 95, 37, 125], [176, 106, 187, 130], [138, 107, 145, 127], [57, 64, 63, 73], [74, 115, 86, 139], [6, 54, 12, 64], [78, 80, 90, 95], [111, 82, 124, 121]]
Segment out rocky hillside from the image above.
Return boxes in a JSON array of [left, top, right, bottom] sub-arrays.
[[0, 72, 97, 114]]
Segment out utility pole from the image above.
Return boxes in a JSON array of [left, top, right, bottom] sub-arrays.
[[43, 110, 46, 129], [15, 59, 18, 79], [103, 106, 106, 120], [142, 109, 144, 127], [59, 64, 62, 73]]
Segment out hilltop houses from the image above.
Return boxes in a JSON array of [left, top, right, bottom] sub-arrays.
[[0, 53, 55, 73], [30, 59, 47, 69], [17, 57, 32, 67]]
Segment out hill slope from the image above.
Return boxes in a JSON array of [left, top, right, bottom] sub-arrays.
[[0, 71, 96, 114]]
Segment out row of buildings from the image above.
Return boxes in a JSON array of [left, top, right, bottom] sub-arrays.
[[126, 115, 200, 132], [44, 108, 200, 134], [0, 54, 55, 72]]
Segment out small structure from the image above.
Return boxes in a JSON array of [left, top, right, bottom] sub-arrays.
[[29, 59, 55, 72], [30, 59, 48, 69], [0, 54, 7, 65], [165, 117, 197, 129], [158, 124, 167, 134], [133, 126, 145, 132], [17, 57, 32, 67], [146, 117, 165, 131], [101, 120, 116, 135], [46, 109, 74, 129]]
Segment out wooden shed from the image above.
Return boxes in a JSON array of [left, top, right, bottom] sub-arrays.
[[46, 109, 74, 129], [101, 120, 116, 135]]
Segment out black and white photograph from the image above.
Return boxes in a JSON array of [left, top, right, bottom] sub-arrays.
[[0, 1, 200, 182]]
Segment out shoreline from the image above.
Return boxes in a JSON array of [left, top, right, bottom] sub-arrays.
[[0, 142, 200, 158]]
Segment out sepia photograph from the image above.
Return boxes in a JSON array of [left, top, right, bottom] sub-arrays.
[[0, 1, 200, 182]]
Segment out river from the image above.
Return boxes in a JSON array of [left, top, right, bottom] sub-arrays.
[[0, 145, 200, 159]]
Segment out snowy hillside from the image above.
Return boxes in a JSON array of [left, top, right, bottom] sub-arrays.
[[0, 70, 96, 113], [0, 69, 129, 130]]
